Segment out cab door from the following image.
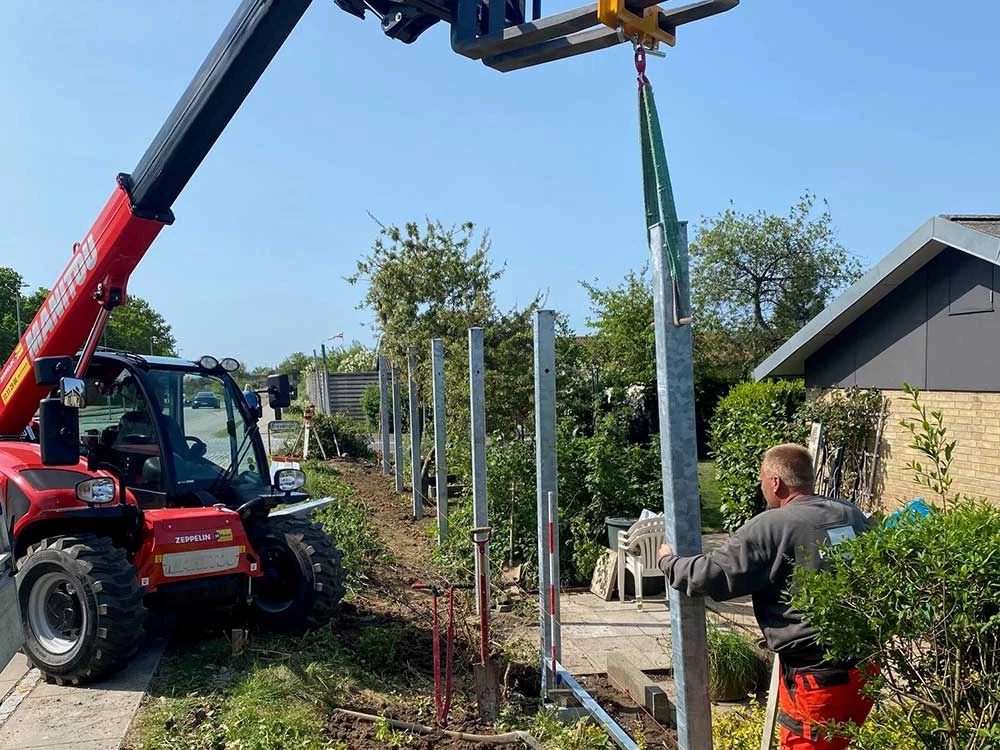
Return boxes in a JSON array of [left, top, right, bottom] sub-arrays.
[[0, 487, 24, 670]]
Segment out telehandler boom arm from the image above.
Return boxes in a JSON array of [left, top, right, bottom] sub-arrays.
[[0, 0, 312, 435]]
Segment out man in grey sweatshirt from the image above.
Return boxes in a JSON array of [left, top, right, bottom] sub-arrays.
[[656, 443, 874, 750]]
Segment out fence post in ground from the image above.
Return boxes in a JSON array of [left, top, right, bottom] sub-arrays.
[[320, 343, 331, 415], [312, 349, 321, 408], [408, 347, 422, 519], [378, 355, 391, 475], [431, 338, 448, 544], [468, 327, 489, 613], [392, 363, 404, 493], [650, 220, 712, 750], [533, 309, 558, 693]]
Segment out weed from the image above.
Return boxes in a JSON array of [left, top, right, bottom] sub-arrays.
[[527, 707, 611, 749], [302, 460, 392, 591], [374, 716, 417, 747], [355, 625, 404, 672]]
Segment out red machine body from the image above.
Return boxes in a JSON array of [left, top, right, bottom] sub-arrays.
[[0, 441, 259, 595], [135, 507, 259, 593]]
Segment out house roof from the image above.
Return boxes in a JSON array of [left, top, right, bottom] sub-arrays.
[[753, 215, 1000, 381]]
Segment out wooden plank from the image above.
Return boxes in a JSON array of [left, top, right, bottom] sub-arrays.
[[589, 548, 617, 601], [606, 652, 675, 723]]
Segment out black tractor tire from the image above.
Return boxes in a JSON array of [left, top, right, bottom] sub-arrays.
[[248, 516, 345, 633], [16, 534, 146, 685]]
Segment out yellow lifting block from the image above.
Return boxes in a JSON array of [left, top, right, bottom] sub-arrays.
[[597, 0, 677, 49]]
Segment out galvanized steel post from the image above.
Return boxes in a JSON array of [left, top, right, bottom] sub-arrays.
[[391, 364, 404, 493], [431, 339, 448, 543], [408, 347, 422, 519], [533, 309, 558, 691], [312, 349, 321, 408], [468, 328, 489, 613], [649, 221, 712, 749], [378, 355, 391, 475], [320, 343, 331, 415]]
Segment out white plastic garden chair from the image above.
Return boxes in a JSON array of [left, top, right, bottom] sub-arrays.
[[616, 515, 667, 610]]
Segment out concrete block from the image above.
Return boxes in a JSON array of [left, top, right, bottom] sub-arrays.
[[606, 651, 676, 724]]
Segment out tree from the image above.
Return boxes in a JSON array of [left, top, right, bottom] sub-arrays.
[[347, 220, 540, 435], [690, 193, 862, 377], [1, 279, 176, 361], [582, 269, 655, 391], [0, 268, 26, 361], [581, 268, 737, 455], [104, 296, 177, 355]]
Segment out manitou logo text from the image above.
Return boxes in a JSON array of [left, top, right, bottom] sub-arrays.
[[25, 235, 99, 358]]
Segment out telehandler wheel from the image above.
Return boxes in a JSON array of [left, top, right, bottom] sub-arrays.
[[16, 534, 147, 685], [249, 516, 345, 633]]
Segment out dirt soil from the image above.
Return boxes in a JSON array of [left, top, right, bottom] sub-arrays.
[[329, 457, 680, 749]]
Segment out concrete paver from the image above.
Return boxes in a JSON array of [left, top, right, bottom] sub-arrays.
[[0, 654, 28, 701], [558, 533, 759, 678], [0, 638, 165, 750]]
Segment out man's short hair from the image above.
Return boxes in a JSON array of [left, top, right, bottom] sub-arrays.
[[762, 443, 815, 491]]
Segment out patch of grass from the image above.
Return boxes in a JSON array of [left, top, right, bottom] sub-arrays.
[[302, 460, 392, 592], [699, 461, 724, 533], [706, 626, 768, 701], [135, 622, 443, 750], [356, 625, 404, 673], [136, 630, 357, 750]]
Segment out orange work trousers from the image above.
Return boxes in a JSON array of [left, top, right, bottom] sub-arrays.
[[777, 662, 874, 750]]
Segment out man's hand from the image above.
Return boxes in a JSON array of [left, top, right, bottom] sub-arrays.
[[656, 542, 673, 564]]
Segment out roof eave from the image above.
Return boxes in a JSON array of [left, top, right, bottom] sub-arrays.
[[752, 216, 1000, 383]]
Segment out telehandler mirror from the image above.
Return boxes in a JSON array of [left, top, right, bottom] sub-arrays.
[[60, 377, 87, 408], [38, 398, 81, 466], [267, 374, 292, 409]]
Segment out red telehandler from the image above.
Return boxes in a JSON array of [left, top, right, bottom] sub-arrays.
[[0, 0, 738, 685], [0, 0, 347, 684]]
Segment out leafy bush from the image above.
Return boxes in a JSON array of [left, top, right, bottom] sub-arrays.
[[436, 413, 663, 587], [285, 412, 373, 460], [709, 381, 806, 531], [711, 697, 924, 750], [360, 383, 381, 431], [792, 387, 1000, 750], [304, 460, 390, 591], [706, 627, 768, 701]]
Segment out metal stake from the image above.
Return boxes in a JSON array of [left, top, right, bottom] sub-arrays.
[[392, 363, 404, 493], [468, 327, 489, 612], [649, 221, 713, 750], [431, 339, 448, 543], [547, 490, 561, 673], [378, 355, 391, 475], [533, 310, 558, 691], [408, 346, 422, 519]]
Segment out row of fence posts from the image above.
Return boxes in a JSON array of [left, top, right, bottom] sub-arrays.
[[374, 312, 562, 680], [372, 230, 710, 746]]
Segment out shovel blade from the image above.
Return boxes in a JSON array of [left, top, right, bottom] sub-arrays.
[[474, 660, 502, 721]]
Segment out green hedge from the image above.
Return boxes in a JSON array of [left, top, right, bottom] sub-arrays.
[[709, 380, 806, 531]]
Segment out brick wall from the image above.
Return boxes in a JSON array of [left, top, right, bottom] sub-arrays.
[[875, 389, 1000, 510]]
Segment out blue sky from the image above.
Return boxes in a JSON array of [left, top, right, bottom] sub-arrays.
[[2, 2, 998, 368]]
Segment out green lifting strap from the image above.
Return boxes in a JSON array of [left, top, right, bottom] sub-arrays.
[[638, 70, 691, 327]]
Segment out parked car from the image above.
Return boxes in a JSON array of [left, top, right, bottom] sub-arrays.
[[190, 391, 221, 409]]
